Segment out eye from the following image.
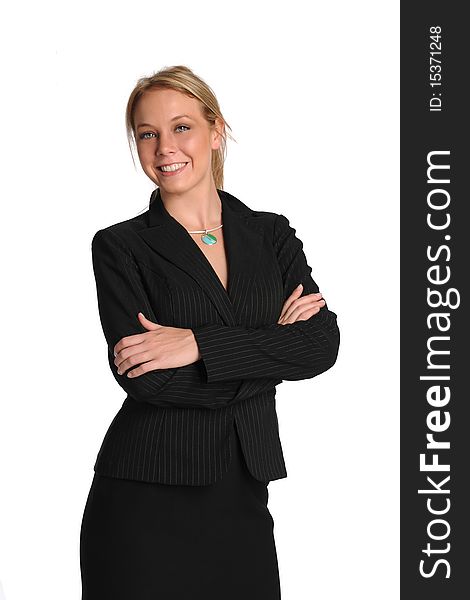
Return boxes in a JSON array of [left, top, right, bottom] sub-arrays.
[[139, 132, 155, 140], [138, 125, 189, 140]]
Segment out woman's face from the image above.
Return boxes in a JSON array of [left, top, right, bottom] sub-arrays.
[[134, 88, 222, 194]]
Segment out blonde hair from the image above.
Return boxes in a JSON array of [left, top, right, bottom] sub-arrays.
[[125, 65, 236, 190]]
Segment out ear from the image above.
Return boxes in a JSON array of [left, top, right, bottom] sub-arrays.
[[211, 117, 225, 151]]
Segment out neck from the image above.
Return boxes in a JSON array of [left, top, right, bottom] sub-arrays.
[[159, 181, 222, 230]]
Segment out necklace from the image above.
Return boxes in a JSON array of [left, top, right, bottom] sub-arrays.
[[187, 224, 223, 245]]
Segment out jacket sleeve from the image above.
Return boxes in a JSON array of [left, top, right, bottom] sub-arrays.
[[192, 213, 340, 383], [91, 228, 241, 409]]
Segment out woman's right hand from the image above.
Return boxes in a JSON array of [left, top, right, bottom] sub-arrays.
[[277, 283, 326, 325]]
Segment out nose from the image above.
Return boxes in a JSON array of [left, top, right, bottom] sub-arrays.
[[155, 130, 178, 156]]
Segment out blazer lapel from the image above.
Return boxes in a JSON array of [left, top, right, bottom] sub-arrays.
[[137, 187, 265, 327]]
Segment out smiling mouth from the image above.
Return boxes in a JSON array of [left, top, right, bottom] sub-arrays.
[[157, 162, 189, 173]]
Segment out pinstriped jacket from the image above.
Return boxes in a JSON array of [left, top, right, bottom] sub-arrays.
[[90, 187, 340, 485]]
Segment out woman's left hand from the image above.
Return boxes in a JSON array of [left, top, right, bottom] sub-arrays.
[[113, 312, 200, 378], [277, 284, 326, 325]]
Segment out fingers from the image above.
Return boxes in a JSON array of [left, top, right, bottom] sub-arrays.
[[115, 326, 191, 375], [115, 344, 153, 374], [289, 303, 324, 323], [113, 332, 149, 357], [278, 302, 324, 325], [121, 358, 161, 378], [114, 333, 158, 371], [113, 318, 163, 356], [287, 295, 325, 320], [278, 287, 326, 325], [279, 290, 325, 324], [279, 284, 304, 319]]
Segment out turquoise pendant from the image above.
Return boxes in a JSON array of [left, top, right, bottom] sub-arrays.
[[201, 232, 217, 245]]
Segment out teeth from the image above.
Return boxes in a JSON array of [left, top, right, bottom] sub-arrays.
[[159, 162, 187, 172]]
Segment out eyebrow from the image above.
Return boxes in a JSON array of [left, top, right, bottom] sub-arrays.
[[136, 114, 194, 129]]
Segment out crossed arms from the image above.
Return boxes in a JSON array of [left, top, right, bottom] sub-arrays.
[[91, 214, 340, 409]]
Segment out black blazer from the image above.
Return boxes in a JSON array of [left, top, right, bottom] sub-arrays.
[[90, 187, 340, 485]]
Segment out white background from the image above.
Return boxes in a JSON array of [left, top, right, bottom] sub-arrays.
[[0, 1, 399, 598]]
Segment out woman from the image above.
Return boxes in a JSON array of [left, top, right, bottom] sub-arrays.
[[80, 65, 340, 599]]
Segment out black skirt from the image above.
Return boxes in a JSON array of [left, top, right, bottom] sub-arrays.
[[80, 420, 281, 599]]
